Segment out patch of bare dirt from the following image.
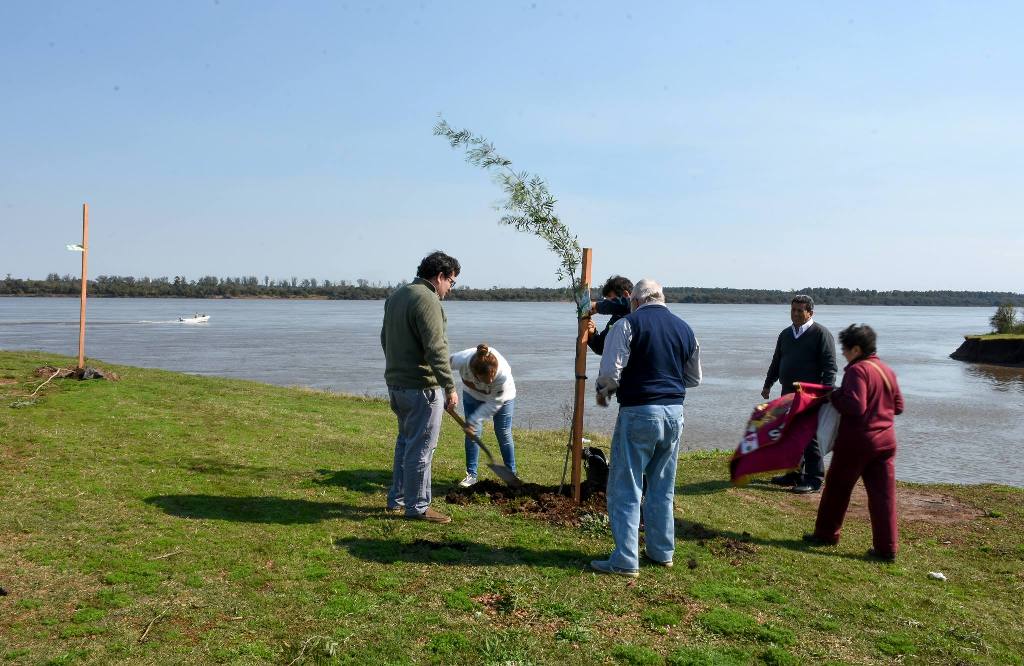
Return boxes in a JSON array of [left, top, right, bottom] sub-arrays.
[[794, 483, 984, 523], [445, 479, 606, 526], [471, 592, 517, 615], [722, 537, 758, 554]]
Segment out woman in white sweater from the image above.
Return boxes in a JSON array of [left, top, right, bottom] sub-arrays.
[[449, 344, 517, 487]]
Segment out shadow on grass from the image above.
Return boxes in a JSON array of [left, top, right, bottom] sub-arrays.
[[677, 479, 733, 496], [336, 536, 590, 568], [676, 518, 819, 556], [313, 468, 391, 493], [676, 509, 899, 563], [145, 494, 380, 524], [743, 479, 804, 494]]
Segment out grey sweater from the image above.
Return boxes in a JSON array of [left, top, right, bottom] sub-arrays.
[[763, 322, 837, 394]]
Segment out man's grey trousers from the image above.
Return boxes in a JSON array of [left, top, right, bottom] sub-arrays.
[[386, 386, 444, 516]]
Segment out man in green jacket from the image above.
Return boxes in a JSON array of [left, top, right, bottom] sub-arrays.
[[381, 251, 461, 523]]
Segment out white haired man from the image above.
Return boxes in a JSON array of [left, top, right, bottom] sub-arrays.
[[591, 279, 702, 577]]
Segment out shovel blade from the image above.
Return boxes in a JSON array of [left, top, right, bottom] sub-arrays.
[[488, 463, 524, 488]]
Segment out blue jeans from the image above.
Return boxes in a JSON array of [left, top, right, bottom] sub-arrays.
[[386, 386, 444, 515], [606, 404, 684, 571], [462, 392, 516, 475]]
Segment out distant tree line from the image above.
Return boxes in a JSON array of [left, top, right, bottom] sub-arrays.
[[0, 274, 402, 300], [2, 274, 1023, 307]]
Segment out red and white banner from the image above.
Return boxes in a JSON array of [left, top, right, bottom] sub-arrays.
[[730, 383, 832, 486]]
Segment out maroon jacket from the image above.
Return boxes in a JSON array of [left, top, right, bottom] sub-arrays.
[[830, 354, 904, 454]]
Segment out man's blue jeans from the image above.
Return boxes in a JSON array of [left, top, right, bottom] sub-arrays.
[[386, 386, 444, 516], [462, 392, 516, 475], [606, 404, 684, 571]]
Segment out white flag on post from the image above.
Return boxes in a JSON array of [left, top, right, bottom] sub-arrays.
[[66, 244, 85, 252]]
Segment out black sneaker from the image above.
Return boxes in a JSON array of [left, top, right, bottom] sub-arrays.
[[791, 483, 821, 494], [866, 548, 896, 562], [770, 472, 800, 486], [802, 532, 838, 546]]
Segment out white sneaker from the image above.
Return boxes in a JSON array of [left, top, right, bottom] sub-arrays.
[[458, 474, 478, 488]]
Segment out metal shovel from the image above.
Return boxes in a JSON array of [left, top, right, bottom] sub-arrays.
[[446, 407, 524, 488]]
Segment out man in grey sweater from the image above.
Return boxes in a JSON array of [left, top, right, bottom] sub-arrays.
[[762, 295, 837, 493], [381, 251, 461, 523]]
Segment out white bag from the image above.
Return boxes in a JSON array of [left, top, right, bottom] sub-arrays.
[[816, 403, 841, 455]]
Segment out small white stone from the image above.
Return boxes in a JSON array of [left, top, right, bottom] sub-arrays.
[[928, 571, 947, 581]]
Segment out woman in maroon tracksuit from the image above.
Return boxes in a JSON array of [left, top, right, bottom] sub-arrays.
[[805, 324, 904, 561]]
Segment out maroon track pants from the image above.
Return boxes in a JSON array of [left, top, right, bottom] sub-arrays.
[[814, 446, 898, 556]]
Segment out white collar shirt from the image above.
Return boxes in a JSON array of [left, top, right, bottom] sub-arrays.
[[793, 318, 815, 339]]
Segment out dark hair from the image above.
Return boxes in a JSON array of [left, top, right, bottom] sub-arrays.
[[469, 344, 498, 380], [416, 251, 461, 280], [838, 324, 877, 356], [791, 294, 814, 312], [601, 275, 634, 298]]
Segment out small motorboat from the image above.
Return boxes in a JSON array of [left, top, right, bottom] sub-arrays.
[[178, 313, 210, 324]]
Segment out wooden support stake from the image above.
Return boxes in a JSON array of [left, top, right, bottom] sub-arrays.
[[570, 247, 593, 504], [77, 203, 89, 369]]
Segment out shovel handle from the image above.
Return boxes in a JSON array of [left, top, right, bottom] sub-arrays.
[[445, 407, 496, 461], [446, 407, 523, 488], [445, 407, 480, 443], [445, 405, 469, 429]]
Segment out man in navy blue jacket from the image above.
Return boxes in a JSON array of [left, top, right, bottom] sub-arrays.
[[590, 279, 702, 577]]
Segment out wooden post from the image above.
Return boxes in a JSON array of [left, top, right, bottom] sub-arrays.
[[570, 247, 593, 503], [77, 203, 88, 369]]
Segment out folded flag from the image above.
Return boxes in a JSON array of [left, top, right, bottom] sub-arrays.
[[730, 383, 832, 486]]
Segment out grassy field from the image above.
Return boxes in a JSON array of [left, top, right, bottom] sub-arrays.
[[965, 333, 1024, 341], [1, 350, 1022, 665]]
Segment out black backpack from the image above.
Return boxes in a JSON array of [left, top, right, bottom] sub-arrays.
[[582, 446, 609, 488]]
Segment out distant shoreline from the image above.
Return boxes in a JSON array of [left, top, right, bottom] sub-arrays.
[[4, 276, 1024, 307], [4, 291, 1024, 307]]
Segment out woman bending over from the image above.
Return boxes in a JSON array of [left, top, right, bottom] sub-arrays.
[[450, 344, 517, 487]]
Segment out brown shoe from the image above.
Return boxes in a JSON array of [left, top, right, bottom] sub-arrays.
[[406, 507, 451, 524]]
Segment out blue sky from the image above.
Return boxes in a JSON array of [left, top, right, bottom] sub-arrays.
[[2, 1, 1022, 291]]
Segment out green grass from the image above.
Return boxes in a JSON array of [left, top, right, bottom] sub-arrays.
[[2, 349, 1023, 664], [965, 333, 1024, 340]]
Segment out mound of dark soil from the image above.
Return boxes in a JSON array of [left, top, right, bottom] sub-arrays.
[[35, 365, 120, 381], [445, 479, 607, 527]]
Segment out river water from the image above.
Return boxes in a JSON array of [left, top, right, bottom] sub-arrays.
[[2, 297, 1022, 486]]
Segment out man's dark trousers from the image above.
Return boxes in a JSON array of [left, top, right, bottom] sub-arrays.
[[784, 387, 823, 487]]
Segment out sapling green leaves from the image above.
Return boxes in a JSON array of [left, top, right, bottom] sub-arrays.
[[434, 117, 584, 307]]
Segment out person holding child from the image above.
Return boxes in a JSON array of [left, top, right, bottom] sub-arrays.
[[586, 275, 633, 355], [450, 344, 517, 488]]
